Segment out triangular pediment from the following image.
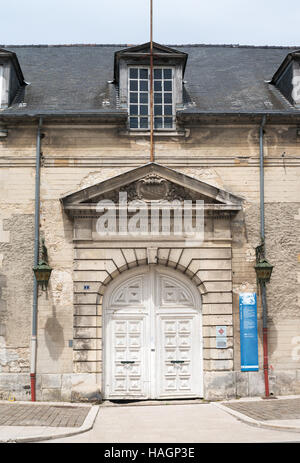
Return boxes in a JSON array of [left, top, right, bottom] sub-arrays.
[[61, 163, 243, 217], [114, 42, 188, 83], [116, 42, 186, 56]]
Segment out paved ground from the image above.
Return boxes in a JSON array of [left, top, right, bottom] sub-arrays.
[[45, 397, 300, 444], [1, 396, 300, 443], [0, 401, 98, 442], [223, 398, 300, 421], [0, 403, 90, 427]]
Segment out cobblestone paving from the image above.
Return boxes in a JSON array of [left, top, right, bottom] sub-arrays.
[[0, 404, 91, 427], [224, 399, 300, 421]]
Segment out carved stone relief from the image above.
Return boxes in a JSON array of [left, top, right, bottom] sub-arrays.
[[87, 174, 208, 204]]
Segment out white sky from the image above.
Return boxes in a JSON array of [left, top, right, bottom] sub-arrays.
[[1, 0, 300, 46]]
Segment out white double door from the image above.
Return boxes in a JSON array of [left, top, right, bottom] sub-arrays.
[[103, 266, 203, 400]]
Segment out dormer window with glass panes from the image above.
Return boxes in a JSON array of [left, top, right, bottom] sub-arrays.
[[113, 42, 188, 132], [129, 67, 174, 130]]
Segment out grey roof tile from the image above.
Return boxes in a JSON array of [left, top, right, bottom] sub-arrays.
[[0, 43, 299, 116]]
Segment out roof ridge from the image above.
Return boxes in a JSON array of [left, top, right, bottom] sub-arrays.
[[0, 44, 128, 48], [1, 43, 300, 49], [172, 44, 300, 49]]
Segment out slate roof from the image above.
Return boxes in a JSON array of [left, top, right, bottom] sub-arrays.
[[0, 43, 299, 117]]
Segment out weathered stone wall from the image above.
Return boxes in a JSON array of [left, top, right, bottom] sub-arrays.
[[0, 211, 34, 399], [264, 203, 300, 394], [36, 199, 74, 376], [0, 121, 299, 400]]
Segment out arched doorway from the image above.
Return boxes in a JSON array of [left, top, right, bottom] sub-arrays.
[[102, 265, 203, 400]]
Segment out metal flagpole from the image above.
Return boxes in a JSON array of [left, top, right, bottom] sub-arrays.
[[150, 0, 154, 162]]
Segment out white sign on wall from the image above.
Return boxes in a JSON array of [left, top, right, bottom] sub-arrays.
[[216, 326, 227, 349]]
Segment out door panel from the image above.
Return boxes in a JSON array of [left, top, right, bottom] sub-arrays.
[[156, 315, 200, 398], [104, 267, 203, 400], [109, 316, 148, 398], [159, 276, 195, 307]]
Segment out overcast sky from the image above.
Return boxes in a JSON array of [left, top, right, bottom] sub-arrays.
[[1, 0, 300, 46]]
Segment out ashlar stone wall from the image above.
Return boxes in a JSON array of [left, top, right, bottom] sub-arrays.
[[0, 120, 299, 400]]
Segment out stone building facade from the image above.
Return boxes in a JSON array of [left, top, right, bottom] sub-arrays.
[[0, 43, 299, 402]]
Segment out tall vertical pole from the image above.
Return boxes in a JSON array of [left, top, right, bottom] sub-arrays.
[[150, 0, 154, 162], [261, 281, 270, 397], [259, 116, 266, 243], [31, 116, 42, 401], [259, 115, 270, 398]]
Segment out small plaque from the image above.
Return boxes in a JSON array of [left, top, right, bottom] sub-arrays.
[[216, 326, 227, 349]]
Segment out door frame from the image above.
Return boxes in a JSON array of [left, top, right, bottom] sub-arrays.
[[101, 265, 203, 400]]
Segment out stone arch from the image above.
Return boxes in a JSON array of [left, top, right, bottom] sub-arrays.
[[95, 249, 208, 309]]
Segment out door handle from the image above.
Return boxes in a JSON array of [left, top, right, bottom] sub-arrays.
[[120, 361, 135, 364], [170, 360, 184, 364]]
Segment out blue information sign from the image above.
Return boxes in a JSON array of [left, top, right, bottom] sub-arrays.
[[239, 293, 259, 372]]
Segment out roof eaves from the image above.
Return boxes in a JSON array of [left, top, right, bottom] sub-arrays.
[[177, 109, 299, 115], [0, 109, 128, 120], [176, 109, 300, 124]]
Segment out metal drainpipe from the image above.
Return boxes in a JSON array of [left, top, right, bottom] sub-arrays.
[[30, 116, 43, 401], [259, 115, 270, 398]]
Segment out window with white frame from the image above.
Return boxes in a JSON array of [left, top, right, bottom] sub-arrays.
[[128, 67, 174, 130]]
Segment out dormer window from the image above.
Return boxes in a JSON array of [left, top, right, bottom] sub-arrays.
[[0, 48, 25, 109], [114, 42, 187, 132], [270, 49, 300, 108], [129, 66, 174, 130]]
